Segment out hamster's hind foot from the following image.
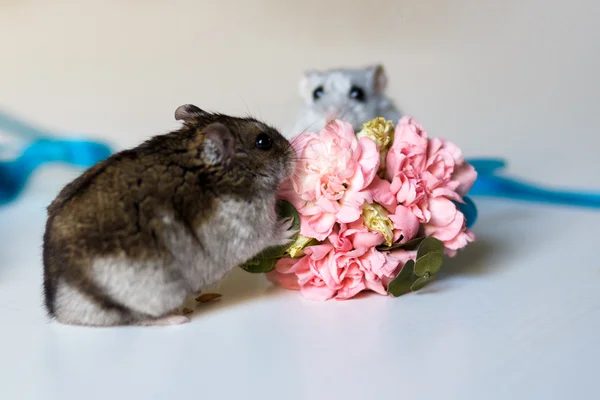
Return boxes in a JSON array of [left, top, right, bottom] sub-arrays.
[[137, 314, 190, 326]]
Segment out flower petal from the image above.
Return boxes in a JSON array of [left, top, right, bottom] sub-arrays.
[[452, 163, 478, 196]]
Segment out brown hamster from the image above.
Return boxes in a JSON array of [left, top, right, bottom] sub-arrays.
[[42, 104, 297, 327]]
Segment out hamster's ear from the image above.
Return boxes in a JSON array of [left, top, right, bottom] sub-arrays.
[[200, 123, 235, 166], [175, 104, 209, 122], [367, 64, 388, 92]]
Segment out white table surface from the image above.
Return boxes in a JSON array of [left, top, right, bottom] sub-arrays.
[[2, 0, 600, 398], [1, 166, 599, 400]]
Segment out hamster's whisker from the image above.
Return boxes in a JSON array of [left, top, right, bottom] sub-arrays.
[[237, 93, 253, 118], [288, 155, 318, 162], [293, 118, 320, 137], [237, 162, 268, 178], [254, 104, 263, 121], [288, 136, 302, 147]]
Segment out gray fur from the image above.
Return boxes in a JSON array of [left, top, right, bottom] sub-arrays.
[[54, 278, 126, 326]]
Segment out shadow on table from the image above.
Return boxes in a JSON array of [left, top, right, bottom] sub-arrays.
[[410, 238, 501, 296], [416, 205, 537, 294], [183, 267, 285, 319], [440, 238, 500, 277]]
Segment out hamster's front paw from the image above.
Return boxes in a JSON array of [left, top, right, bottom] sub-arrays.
[[274, 217, 298, 246]]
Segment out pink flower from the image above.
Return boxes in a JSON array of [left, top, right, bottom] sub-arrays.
[[389, 204, 421, 243], [424, 137, 477, 200], [288, 120, 380, 241], [423, 197, 476, 256], [268, 244, 336, 301], [452, 163, 478, 198], [385, 117, 430, 213], [268, 242, 401, 301], [328, 220, 384, 252], [328, 205, 419, 254], [385, 116, 477, 209], [368, 176, 397, 212], [269, 115, 478, 300], [382, 116, 477, 251]]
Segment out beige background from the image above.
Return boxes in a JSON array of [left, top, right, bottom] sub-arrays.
[[1, 0, 599, 187], [2, 3, 600, 397]]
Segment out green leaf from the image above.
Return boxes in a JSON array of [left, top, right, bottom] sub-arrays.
[[385, 238, 446, 295], [387, 260, 416, 297], [414, 252, 444, 277], [376, 236, 425, 252], [416, 237, 444, 259], [277, 200, 301, 232], [238, 241, 287, 273], [239, 257, 277, 273], [410, 274, 432, 291], [408, 237, 444, 287], [257, 243, 289, 260]]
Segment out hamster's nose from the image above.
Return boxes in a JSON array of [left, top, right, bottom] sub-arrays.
[[325, 110, 340, 122]]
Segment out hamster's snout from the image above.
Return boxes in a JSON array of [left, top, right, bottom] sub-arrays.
[[325, 110, 340, 122]]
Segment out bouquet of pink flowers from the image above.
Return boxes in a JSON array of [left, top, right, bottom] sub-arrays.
[[240, 116, 478, 301]]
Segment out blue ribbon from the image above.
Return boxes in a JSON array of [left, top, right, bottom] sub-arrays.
[[466, 158, 600, 208], [454, 157, 600, 229], [0, 110, 112, 205], [454, 196, 478, 229]]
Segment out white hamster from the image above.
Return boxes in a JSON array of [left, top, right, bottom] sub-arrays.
[[286, 64, 402, 138]]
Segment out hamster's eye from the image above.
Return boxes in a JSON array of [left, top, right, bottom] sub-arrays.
[[312, 86, 324, 100], [349, 86, 366, 102], [255, 133, 273, 151]]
